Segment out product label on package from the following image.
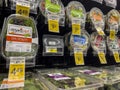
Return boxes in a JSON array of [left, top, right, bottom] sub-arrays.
[[110, 30, 115, 40], [5, 24, 32, 52], [113, 52, 120, 63], [48, 73, 71, 81], [98, 52, 107, 64], [8, 57, 25, 88], [46, 46, 57, 53]]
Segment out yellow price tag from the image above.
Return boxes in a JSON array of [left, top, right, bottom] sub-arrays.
[[96, 27, 105, 35], [74, 52, 84, 65], [98, 52, 107, 64], [16, 3, 30, 16], [110, 30, 115, 40], [48, 20, 59, 33], [113, 52, 120, 63], [8, 57, 25, 88], [47, 48, 57, 53], [72, 24, 81, 35]]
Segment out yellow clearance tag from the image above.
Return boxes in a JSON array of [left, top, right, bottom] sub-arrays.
[[113, 52, 120, 63], [110, 30, 115, 40], [47, 48, 57, 53], [98, 52, 107, 64], [74, 52, 84, 65], [16, 2, 30, 16], [48, 20, 59, 33], [8, 57, 25, 88], [96, 27, 105, 35], [72, 24, 81, 35]]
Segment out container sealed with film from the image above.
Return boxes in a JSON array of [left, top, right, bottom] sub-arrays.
[[65, 1, 86, 28], [37, 69, 104, 90], [43, 35, 64, 56], [10, 0, 39, 14], [1, 14, 39, 64], [39, 0, 65, 26], [65, 30, 90, 56]]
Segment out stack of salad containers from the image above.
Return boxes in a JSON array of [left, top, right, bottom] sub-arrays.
[[0, 72, 47, 90], [1, 14, 39, 67], [69, 66, 120, 90], [37, 69, 104, 90]]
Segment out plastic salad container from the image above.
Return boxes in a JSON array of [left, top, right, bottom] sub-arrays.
[[43, 35, 64, 56], [65, 30, 90, 55], [0, 72, 47, 90], [90, 32, 106, 54], [39, 0, 65, 26], [106, 9, 120, 33], [65, 1, 86, 28], [107, 36, 119, 54], [69, 66, 120, 90], [37, 69, 103, 90], [1, 14, 38, 60], [10, 0, 39, 14], [89, 7, 105, 32]]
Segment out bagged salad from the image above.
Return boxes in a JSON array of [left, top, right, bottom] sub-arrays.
[[106, 9, 120, 33], [10, 0, 39, 14], [37, 69, 103, 90], [65, 1, 86, 28], [39, 0, 65, 26], [90, 32, 106, 55], [89, 7, 105, 34], [1, 14, 38, 60], [104, 0, 117, 8], [65, 30, 90, 55]]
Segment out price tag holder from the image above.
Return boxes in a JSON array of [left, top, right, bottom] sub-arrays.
[[8, 57, 25, 88], [48, 15, 59, 33], [46, 47, 57, 53], [74, 49, 84, 65], [16, 1, 30, 16], [113, 52, 120, 63], [98, 52, 107, 64], [96, 27, 105, 36], [109, 30, 115, 40]]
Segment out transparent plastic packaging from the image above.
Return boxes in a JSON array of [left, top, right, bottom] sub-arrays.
[[0, 0, 3, 7], [90, 32, 106, 55], [65, 30, 90, 56], [91, 0, 103, 4], [10, 0, 39, 14], [69, 66, 120, 90], [105, 9, 120, 33], [104, 0, 117, 8], [39, 0, 65, 26], [89, 7, 105, 32], [106, 36, 119, 55], [1, 14, 39, 62], [65, 1, 86, 28], [0, 72, 47, 90], [37, 69, 104, 90], [43, 35, 64, 56]]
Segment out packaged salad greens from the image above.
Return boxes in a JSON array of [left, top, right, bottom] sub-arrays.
[[65, 1, 86, 28], [104, 0, 117, 8], [89, 8, 105, 35], [90, 32, 106, 55], [39, 0, 65, 26], [1, 14, 38, 61], [106, 9, 120, 33], [10, 0, 39, 14], [37, 69, 103, 90], [0, 72, 47, 90], [69, 66, 120, 90], [43, 35, 64, 56], [65, 30, 90, 55]]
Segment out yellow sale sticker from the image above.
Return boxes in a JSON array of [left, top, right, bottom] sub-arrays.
[[96, 27, 105, 35], [113, 52, 120, 63], [16, 2, 30, 16], [72, 24, 81, 35], [8, 57, 25, 88], [98, 52, 107, 64], [110, 30, 115, 40], [47, 48, 57, 53], [74, 52, 84, 65], [48, 20, 59, 33]]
